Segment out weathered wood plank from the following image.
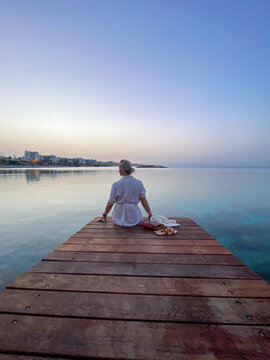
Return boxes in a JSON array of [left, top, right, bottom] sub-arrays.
[[0, 314, 269, 359], [1, 289, 270, 325], [30, 261, 259, 279], [55, 243, 231, 254], [7, 273, 270, 298], [64, 237, 222, 246], [0, 355, 69, 360], [90, 216, 197, 224], [84, 224, 206, 231], [74, 230, 214, 239], [44, 251, 244, 265], [85, 223, 202, 230], [0, 352, 264, 360]]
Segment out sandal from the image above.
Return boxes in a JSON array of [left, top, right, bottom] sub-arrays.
[[154, 225, 177, 236], [153, 224, 166, 234], [167, 227, 177, 235]]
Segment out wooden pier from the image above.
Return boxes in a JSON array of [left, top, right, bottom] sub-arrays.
[[0, 217, 270, 359]]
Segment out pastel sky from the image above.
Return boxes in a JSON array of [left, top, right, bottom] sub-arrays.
[[0, 0, 269, 165]]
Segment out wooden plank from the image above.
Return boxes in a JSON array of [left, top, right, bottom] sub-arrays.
[[65, 237, 222, 246], [0, 314, 269, 359], [44, 251, 244, 265], [72, 234, 215, 240], [80, 228, 209, 234], [1, 289, 270, 325], [88, 218, 199, 226], [85, 223, 202, 230], [0, 356, 69, 360], [74, 230, 214, 239], [84, 224, 206, 231], [90, 216, 197, 224], [30, 261, 259, 279], [55, 243, 231, 254], [7, 273, 270, 298], [87, 218, 211, 232], [73, 233, 215, 241]]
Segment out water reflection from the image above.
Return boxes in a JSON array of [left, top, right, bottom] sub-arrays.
[[0, 167, 108, 183], [26, 169, 41, 182], [0, 167, 270, 288]]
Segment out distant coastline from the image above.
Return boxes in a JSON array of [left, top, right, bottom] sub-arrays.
[[136, 165, 167, 168], [0, 163, 168, 169], [1, 164, 270, 169], [0, 164, 117, 168]]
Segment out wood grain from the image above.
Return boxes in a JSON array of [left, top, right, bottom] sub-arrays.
[[56, 243, 231, 254], [0, 314, 269, 359], [7, 272, 270, 298], [44, 251, 244, 265], [65, 237, 222, 246], [1, 289, 269, 325], [30, 261, 259, 279]]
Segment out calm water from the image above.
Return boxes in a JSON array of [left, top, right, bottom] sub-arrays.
[[0, 166, 270, 288]]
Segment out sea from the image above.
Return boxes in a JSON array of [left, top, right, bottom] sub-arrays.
[[0, 166, 270, 289]]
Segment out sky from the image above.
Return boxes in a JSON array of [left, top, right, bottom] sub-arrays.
[[0, 0, 269, 166]]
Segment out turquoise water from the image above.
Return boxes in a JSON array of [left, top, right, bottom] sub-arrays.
[[0, 167, 270, 288]]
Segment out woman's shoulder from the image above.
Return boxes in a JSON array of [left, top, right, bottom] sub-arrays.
[[130, 176, 143, 185], [112, 178, 122, 187]]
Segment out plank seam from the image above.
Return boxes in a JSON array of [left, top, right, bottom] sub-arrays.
[[0, 310, 269, 326], [41, 260, 245, 266], [27, 271, 259, 280], [41, 259, 245, 266], [6, 287, 270, 298], [65, 242, 222, 246], [0, 349, 103, 360], [54, 251, 232, 254]]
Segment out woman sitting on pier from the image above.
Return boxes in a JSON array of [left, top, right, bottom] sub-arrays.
[[98, 159, 153, 226]]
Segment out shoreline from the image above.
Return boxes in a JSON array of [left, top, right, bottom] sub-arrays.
[[0, 164, 119, 169], [0, 164, 168, 169], [1, 165, 269, 170]]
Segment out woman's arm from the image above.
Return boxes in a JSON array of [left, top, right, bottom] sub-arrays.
[[140, 197, 153, 220], [98, 202, 114, 222], [98, 183, 116, 222]]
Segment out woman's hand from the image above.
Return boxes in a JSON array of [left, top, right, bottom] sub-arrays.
[[148, 213, 153, 221], [97, 215, 107, 222]]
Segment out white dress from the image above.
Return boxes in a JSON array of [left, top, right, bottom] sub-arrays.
[[108, 175, 146, 226]]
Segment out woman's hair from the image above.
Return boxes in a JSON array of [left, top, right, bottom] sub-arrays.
[[119, 159, 135, 175]]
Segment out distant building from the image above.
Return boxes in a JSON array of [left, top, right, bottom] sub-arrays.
[[20, 149, 116, 167], [73, 158, 86, 165], [41, 154, 57, 163], [24, 150, 40, 161], [85, 159, 98, 165]]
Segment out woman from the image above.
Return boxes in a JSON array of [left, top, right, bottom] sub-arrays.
[[98, 159, 153, 226]]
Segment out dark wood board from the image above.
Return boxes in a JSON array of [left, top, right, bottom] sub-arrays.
[[64, 237, 222, 246], [55, 243, 232, 254], [73, 230, 215, 239], [44, 251, 244, 265], [0, 355, 71, 360], [90, 216, 197, 223], [1, 289, 270, 325], [7, 273, 270, 298], [30, 261, 259, 279], [0, 314, 269, 359]]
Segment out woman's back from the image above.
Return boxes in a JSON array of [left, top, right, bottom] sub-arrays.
[[109, 175, 145, 204]]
